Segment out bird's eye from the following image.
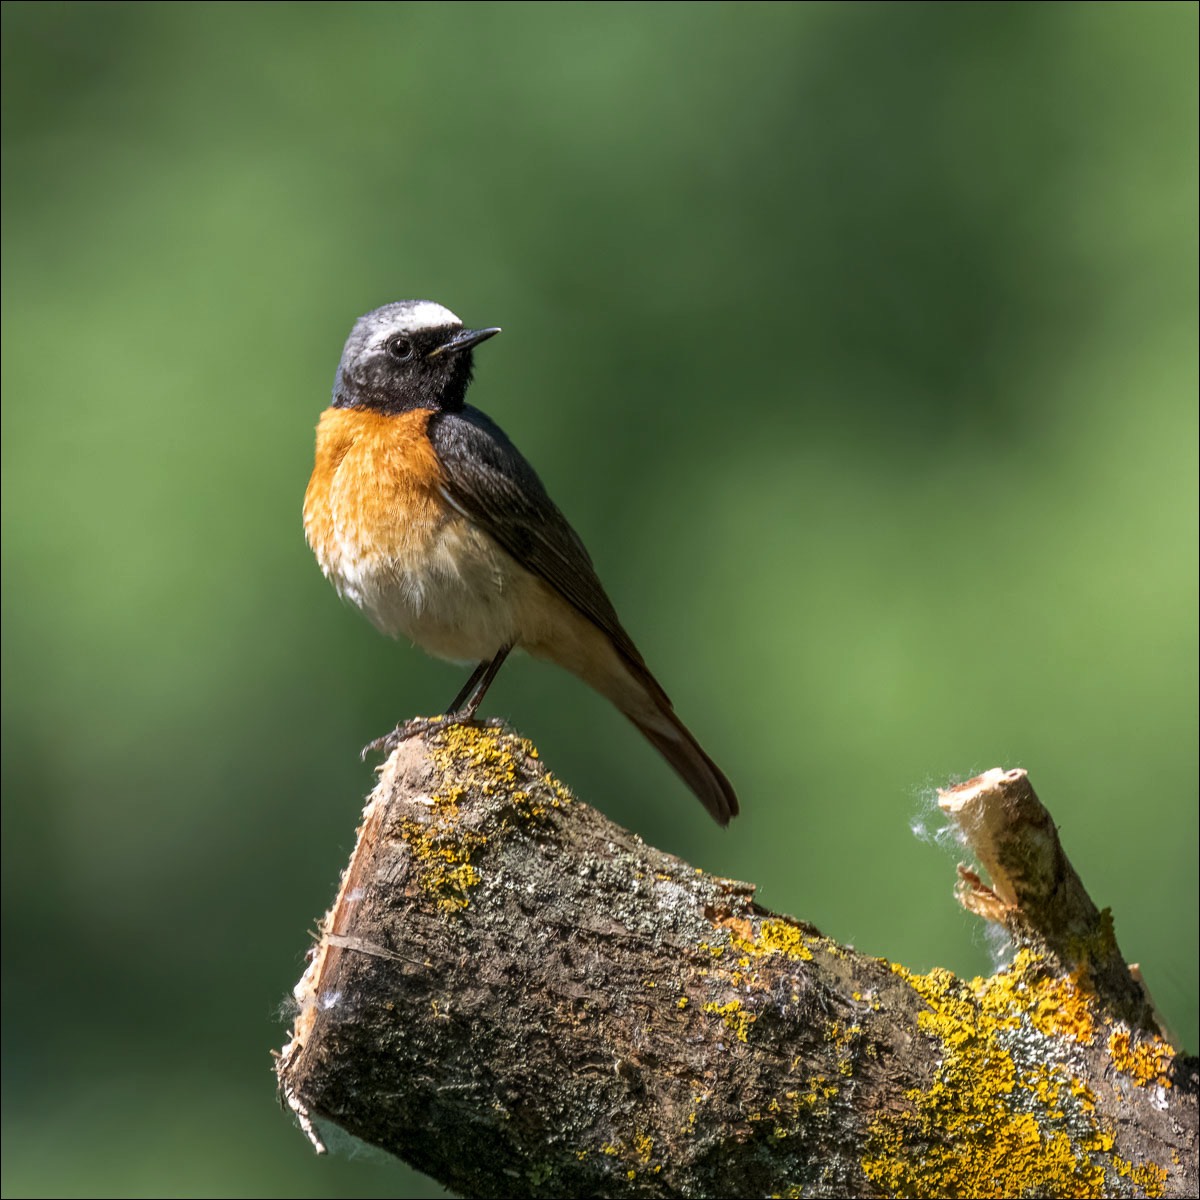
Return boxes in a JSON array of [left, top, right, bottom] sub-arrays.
[[388, 337, 415, 362]]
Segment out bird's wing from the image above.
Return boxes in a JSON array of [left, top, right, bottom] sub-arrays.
[[427, 406, 651, 675]]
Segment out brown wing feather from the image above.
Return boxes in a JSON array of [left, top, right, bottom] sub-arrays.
[[427, 406, 738, 824], [427, 406, 654, 680]]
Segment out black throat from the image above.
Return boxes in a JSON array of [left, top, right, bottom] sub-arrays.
[[333, 350, 475, 416]]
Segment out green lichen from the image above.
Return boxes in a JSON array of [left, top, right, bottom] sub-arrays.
[[1067, 905, 1120, 966], [526, 1162, 553, 1187]]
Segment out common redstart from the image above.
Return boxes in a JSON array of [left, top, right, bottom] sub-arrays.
[[303, 301, 739, 825]]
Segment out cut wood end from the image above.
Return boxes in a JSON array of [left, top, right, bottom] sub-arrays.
[[935, 769, 1027, 911], [936, 767, 1028, 815], [279, 740, 428, 1102]]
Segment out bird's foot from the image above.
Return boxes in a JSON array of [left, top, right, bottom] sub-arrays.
[[360, 713, 505, 761]]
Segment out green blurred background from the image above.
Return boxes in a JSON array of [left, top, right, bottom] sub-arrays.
[[2, 2, 1195, 1195]]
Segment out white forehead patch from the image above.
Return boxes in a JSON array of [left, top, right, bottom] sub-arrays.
[[386, 300, 462, 334], [343, 300, 467, 367]]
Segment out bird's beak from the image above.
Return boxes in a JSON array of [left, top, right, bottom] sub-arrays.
[[426, 326, 502, 359]]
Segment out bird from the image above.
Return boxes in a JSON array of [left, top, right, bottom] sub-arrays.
[[303, 300, 739, 825]]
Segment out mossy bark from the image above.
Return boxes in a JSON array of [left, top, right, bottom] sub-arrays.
[[276, 728, 1197, 1198]]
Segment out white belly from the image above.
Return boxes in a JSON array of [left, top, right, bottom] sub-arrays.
[[329, 513, 534, 665]]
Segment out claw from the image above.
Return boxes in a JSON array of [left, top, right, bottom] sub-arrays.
[[360, 712, 501, 761]]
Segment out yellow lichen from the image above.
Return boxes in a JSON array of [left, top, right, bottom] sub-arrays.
[[430, 722, 518, 787], [703, 999, 756, 1042], [680, 1088, 710, 1137], [861, 958, 1168, 1198], [973, 949, 1097, 1044], [1070, 1076, 1098, 1113], [1108, 1028, 1174, 1088], [1102, 1149, 1170, 1193], [396, 796, 486, 914], [591, 1133, 658, 1180], [399, 725, 575, 911], [750, 1077, 839, 1142], [792, 1077, 838, 1113], [826, 1021, 863, 1078], [813, 934, 846, 959], [731, 917, 815, 963], [1129, 1162, 1169, 1192], [431, 724, 573, 819], [1083, 1129, 1115, 1155]]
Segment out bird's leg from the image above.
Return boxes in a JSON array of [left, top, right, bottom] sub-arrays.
[[361, 645, 513, 760], [455, 644, 511, 720], [445, 659, 492, 715]]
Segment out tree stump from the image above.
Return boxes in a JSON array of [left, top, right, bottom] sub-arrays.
[[276, 725, 1197, 1198]]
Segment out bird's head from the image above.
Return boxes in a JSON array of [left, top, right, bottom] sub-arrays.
[[332, 300, 501, 414]]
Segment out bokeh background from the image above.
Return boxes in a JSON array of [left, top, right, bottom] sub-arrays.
[[2, 3, 1196, 1196]]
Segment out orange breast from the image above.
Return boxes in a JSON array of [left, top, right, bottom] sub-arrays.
[[303, 406, 445, 584], [304, 404, 541, 661]]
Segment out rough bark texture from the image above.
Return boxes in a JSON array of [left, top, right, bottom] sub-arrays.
[[276, 727, 1197, 1198]]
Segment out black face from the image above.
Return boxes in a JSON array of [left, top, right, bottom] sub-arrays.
[[332, 322, 499, 416]]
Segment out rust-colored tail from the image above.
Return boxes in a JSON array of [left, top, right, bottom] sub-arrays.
[[628, 705, 740, 826], [529, 613, 740, 825]]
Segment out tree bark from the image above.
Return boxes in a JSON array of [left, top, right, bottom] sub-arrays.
[[275, 725, 1197, 1198]]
